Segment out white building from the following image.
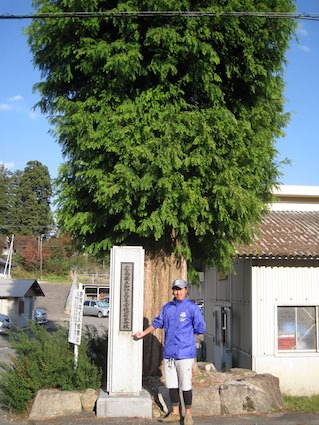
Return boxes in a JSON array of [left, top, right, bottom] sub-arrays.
[[204, 185, 319, 396], [0, 279, 44, 328]]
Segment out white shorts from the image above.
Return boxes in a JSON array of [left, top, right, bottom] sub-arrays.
[[163, 358, 194, 391]]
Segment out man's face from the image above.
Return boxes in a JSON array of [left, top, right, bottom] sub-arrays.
[[172, 287, 188, 301]]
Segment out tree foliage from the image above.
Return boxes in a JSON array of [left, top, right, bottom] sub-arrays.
[[27, 0, 296, 271], [0, 161, 53, 237]]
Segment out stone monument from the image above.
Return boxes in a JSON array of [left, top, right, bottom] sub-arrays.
[[96, 246, 152, 417]]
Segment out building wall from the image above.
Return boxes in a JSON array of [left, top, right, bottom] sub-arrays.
[[1, 297, 34, 328], [0, 298, 11, 316], [251, 264, 319, 396]]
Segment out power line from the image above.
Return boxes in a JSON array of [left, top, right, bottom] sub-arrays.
[[0, 11, 319, 21]]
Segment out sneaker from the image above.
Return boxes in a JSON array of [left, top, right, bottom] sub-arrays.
[[184, 414, 193, 425], [159, 412, 180, 423]]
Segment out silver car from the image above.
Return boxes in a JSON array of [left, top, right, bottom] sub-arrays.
[[83, 300, 109, 318], [0, 313, 12, 334], [34, 308, 48, 324]]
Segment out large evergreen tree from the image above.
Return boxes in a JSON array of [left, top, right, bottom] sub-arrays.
[[10, 161, 52, 236], [27, 0, 296, 374]]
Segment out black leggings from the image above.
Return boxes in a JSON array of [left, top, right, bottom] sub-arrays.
[[169, 388, 192, 409]]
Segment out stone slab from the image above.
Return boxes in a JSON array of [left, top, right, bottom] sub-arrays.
[[29, 389, 82, 420], [96, 389, 152, 418]]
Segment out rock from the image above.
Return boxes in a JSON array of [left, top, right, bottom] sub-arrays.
[[220, 381, 270, 415], [205, 363, 216, 372], [192, 386, 221, 416], [218, 373, 283, 415], [246, 374, 283, 409], [155, 369, 283, 417], [229, 368, 256, 378], [28, 370, 283, 419], [80, 388, 98, 412], [29, 389, 82, 420], [196, 362, 216, 372]]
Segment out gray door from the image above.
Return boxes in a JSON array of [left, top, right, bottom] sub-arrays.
[[212, 306, 232, 371]]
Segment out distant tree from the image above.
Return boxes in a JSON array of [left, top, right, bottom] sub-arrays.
[[5, 170, 23, 235], [27, 0, 296, 374], [42, 236, 73, 274], [22, 237, 39, 272], [12, 161, 53, 236]]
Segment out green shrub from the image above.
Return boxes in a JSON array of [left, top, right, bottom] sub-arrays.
[[0, 322, 101, 413]]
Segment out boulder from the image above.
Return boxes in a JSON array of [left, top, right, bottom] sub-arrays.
[[192, 386, 221, 416], [155, 369, 283, 417], [29, 388, 99, 419], [29, 389, 82, 420], [80, 388, 99, 412]]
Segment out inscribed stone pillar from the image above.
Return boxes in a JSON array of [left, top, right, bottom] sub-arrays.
[[107, 245, 144, 394], [96, 246, 151, 418]]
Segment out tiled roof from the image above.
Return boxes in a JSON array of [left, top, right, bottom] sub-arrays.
[[237, 211, 319, 258]]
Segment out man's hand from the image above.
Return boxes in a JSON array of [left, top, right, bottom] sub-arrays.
[[132, 331, 143, 340]]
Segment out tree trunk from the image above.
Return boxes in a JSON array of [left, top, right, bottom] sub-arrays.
[[142, 250, 187, 377]]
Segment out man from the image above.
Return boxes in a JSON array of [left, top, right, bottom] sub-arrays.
[[133, 278, 206, 425]]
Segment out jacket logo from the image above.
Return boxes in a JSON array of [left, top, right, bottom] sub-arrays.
[[180, 312, 186, 322]]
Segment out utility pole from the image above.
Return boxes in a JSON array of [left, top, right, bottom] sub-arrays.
[[2, 235, 14, 279]]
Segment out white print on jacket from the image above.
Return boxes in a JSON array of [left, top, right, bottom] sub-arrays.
[[180, 312, 186, 322]]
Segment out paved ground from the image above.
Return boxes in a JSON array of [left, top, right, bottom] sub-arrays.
[[1, 410, 319, 425]]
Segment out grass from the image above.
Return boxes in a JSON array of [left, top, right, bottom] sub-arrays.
[[284, 394, 319, 413], [10, 268, 70, 283], [38, 275, 70, 283]]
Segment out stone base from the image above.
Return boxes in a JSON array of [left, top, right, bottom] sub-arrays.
[[96, 389, 152, 418]]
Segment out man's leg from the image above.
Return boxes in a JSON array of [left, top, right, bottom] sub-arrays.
[[159, 359, 180, 423], [175, 359, 194, 425], [169, 388, 180, 415]]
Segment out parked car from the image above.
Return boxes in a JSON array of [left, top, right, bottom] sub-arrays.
[[0, 313, 12, 334], [34, 307, 48, 324], [83, 300, 109, 318]]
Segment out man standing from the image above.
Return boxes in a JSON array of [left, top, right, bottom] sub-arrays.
[[133, 278, 206, 424]]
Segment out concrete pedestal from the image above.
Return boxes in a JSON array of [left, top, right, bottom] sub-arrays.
[[96, 389, 152, 418]]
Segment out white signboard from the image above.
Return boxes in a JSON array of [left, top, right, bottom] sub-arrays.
[[68, 289, 85, 345]]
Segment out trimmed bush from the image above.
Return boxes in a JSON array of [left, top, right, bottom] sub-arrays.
[[0, 322, 101, 413]]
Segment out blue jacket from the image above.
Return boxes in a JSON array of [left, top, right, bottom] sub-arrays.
[[152, 298, 206, 359]]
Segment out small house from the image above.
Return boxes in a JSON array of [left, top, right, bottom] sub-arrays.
[[0, 279, 45, 328], [203, 185, 319, 396]]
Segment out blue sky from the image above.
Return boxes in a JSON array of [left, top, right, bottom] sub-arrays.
[[0, 0, 319, 186]]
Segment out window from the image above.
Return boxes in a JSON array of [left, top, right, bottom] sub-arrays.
[[277, 306, 317, 351], [19, 300, 24, 314]]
